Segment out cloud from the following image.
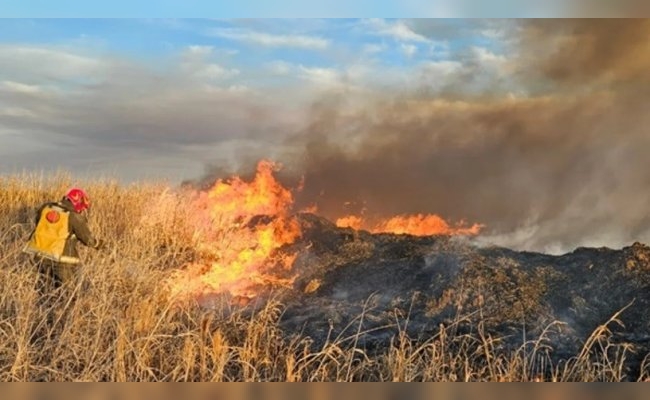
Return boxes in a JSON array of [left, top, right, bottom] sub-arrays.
[[1, 81, 43, 95], [186, 45, 214, 56], [362, 43, 386, 55], [0, 44, 299, 182], [298, 65, 340, 85], [185, 44, 239, 57], [0, 45, 109, 83], [471, 46, 507, 65], [0, 107, 37, 118], [192, 64, 240, 80], [259, 46, 507, 96], [208, 28, 329, 50], [364, 19, 431, 42], [180, 45, 240, 81], [266, 60, 293, 75], [401, 43, 418, 58], [417, 60, 464, 84]]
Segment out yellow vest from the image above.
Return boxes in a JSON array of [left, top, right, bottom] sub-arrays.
[[23, 204, 80, 264]]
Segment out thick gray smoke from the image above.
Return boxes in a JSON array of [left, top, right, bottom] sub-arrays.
[[194, 20, 650, 254]]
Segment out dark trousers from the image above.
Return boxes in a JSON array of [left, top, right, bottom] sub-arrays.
[[36, 258, 81, 292], [31, 258, 83, 349]]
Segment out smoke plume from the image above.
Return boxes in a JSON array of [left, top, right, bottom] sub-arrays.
[[195, 20, 650, 253]]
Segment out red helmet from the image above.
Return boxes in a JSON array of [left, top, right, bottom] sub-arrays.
[[64, 187, 91, 213]]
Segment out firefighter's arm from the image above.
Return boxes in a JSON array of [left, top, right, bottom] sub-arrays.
[[70, 213, 102, 249]]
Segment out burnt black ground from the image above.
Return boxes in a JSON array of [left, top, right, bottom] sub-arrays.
[[264, 213, 650, 379]]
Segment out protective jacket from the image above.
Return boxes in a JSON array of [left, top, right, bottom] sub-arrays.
[[23, 198, 100, 264]]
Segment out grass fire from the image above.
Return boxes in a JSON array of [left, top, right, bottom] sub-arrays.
[[2, 166, 650, 382], [167, 160, 484, 306], [2, 18, 650, 383]]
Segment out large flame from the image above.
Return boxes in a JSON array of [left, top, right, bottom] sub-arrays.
[[166, 159, 483, 305], [167, 160, 301, 303]]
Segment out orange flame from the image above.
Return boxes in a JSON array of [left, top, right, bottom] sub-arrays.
[[166, 159, 484, 305], [336, 213, 483, 236], [167, 160, 301, 303], [335, 215, 364, 230]]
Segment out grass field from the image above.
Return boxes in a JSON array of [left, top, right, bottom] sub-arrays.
[[0, 173, 644, 381]]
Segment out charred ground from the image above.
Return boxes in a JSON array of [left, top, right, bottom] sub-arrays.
[[260, 213, 650, 378]]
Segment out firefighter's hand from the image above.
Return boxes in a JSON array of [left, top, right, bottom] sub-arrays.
[[94, 239, 105, 250]]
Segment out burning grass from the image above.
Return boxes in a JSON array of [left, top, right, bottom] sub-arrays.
[[336, 213, 483, 236], [0, 171, 646, 381], [166, 161, 301, 304]]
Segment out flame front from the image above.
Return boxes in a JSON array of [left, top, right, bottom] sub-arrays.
[[167, 160, 300, 303], [336, 213, 483, 236], [166, 159, 484, 305]]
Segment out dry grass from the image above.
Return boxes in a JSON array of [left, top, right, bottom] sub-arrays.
[[0, 173, 642, 381]]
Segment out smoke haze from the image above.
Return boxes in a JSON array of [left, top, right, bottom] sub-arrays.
[[3, 19, 648, 253], [195, 20, 650, 253]]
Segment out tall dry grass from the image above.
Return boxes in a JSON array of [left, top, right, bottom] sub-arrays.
[[0, 173, 645, 381]]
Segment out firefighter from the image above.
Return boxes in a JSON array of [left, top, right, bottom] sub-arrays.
[[23, 187, 103, 290]]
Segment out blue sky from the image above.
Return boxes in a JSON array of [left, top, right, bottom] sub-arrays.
[[0, 19, 503, 74], [2, 1, 430, 18], [2, 0, 635, 17]]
